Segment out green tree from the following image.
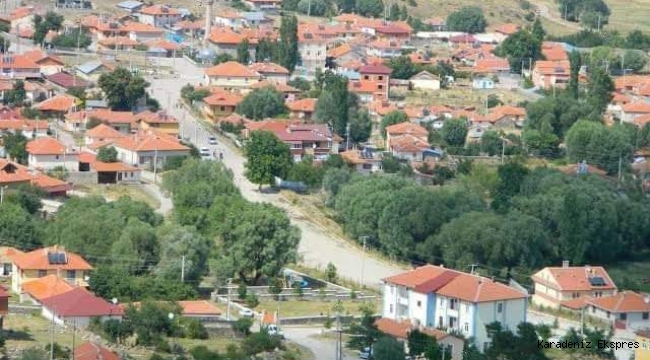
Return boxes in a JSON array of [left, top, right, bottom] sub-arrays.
[[97, 146, 118, 162], [298, 0, 328, 15], [531, 17, 546, 41], [336, 0, 356, 13], [287, 77, 311, 92], [255, 37, 277, 62], [98, 68, 149, 111], [277, 15, 299, 72], [326, 262, 337, 283], [17, 348, 49, 360], [154, 224, 211, 283], [386, 56, 418, 79], [446, 7, 487, 33], [237, 39, 251, 64], [440, 118, 468, 147], [219, 202, 300, 284], [322, 167, 352, 204], [380, 111, 409, 138], [4, 185, 44, 215], [480, 130, 502, 156], [0, 34, 10, 53], [4, 80, 26, 106], [32, 12, 64, 45], [565, 120, 631, 174], [244, 131, 293, 188], [236, 87, 286, 120], [495, 30, 542, 73], [52, 28, 92, 48], [110, 218, 159, 275], [346, 304, 381, 350], [126, 301, 179, 346], [314, 72, 353, 137], [355, 0, 384, 17], [287, 156, 324, 188], [212, 53, 234, 65], [348, 108, 373, 144], [492, 161, 529, 212], [622, 49, 647, 72], [0, 203, 42, 250], [3, 131, 28, 164], [586, 66, 614, 116], [389, 3, 401, 20], [568, 50, 581, 99], [373, 336, 406, 360]]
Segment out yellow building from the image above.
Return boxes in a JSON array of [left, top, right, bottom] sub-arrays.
[[136, 110, 180, 135], [203, 61, 261, 91], [202, 90, 243, 121], [9, 246, 93, 294], [638, 330, 650, 360]]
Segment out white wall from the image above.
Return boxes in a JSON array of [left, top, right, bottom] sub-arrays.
[[409, 291, 428, 326], [28, 153, 79, 171], [411, 79, 440, 91], [474, 299, 526, 350]]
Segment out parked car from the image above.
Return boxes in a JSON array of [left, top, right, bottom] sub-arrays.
[[239, 309, 254, 317], [359, 346, 373, 359], [267, 324, 284, 338], [208, 136, 218, 145], [200, 147, 211, 157]]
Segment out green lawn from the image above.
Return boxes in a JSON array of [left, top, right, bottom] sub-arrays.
[[256, 298, 380, 318], [4, 313, 76, 353], [75, 184, 161, 209]]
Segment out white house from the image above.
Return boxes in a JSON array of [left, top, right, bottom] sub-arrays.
[[585, 291, 650, 331], [26, 137, 79, 172], [137, 5, 182, 28], [410, 71, 441, 91], [472, 77, 495, 90], [40, 288, 124, 329], [382, 265, 528, 352], [112, 131, 190, 168]]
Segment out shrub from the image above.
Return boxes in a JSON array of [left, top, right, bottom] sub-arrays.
[[238, 283, 248, 300], [245, 293, 259, 308], [185, 319, 208, 340], [232, 317, 253, 336]]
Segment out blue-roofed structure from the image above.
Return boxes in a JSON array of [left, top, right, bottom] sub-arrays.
[[339, 71, 360, 80], [76, 60, 103, 74], [116, 0, 143, 12]]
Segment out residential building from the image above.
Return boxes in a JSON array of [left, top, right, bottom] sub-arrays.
[[208, 28, 258, 58], [409, 71, 441, 91], [178, 300, 222, 321], [0, 6, 35, 32], [531, 261, 617, 309], [245, 0, 281, 11], [125, 21, 165, 42], [249, 62, 290, 84], [10, 246, 93, 293], [636, 330, 650, 360], [472, 77, 495, 89], [0, 118, 49, 138], [202, 90, 243, 120], [340, 148, 383, 174], [585, 291, 650, 330], [116, 0, 144, 13], [35, 94, 79, 115], [46, 72, 90, 91], [112, 131, 190, 167], [385, 121, 428, 150], [41, 287, 124, 328], [621, 101, 650, 124], [0, 159, 71, 196], [78, 152, 141, 184], [382, 265, 528, 351], [26, 137, 79, 171], [204, 61, 261, 90], [531, 60, 570, 89], [375, 318, 464, 360], [250, 81, 301, 102], [74, 342, 121, 360], [474, 57, 510, 74], [97, 36, 139, 51], [75, 60, 115, 82], [286, 98, 317, 121], [137, 5, 182, 27], [494, 23, 520, 37], [0, 53, 41, 79], [136, 110, 180, 135], [65, 109, 139, 133], [357, 63, 392, 100], [389, 134, 431, 162], [273, 123, 341, 161], [485, 105, 526, 130], [0, 286, 8, 326], [0, 247, 23, 277], [84, 124, 127, 145], [23, 50, 66, 76], [19, 274, 76, 304], [541, 42, 568, 61]]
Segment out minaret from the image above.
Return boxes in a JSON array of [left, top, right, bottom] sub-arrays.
[[204, 0, 214, 43]]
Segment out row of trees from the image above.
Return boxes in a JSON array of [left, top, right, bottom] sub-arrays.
[[324, 159, 650, 280]]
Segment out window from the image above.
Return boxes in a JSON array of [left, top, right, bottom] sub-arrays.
[[364, 75, 370, 80], [378, 84, 384, 90], [55, 155, 59, 160], [497, 303, 503, 313], [464, 322, 469, 332], [66, 270, 75, 279], [449, 316, 456, 328], [592, 306, 596, 313], [450, 298, 458, 310], [417, 300, 422, 307], [643, 312, 649, 320], [389, 304, 393, 313], [220, 106, 226, 111], [620, 313, 627, 320], [362, 163, 372, 170], [292, 143, 302, 149], [483, 342, 490, 352], [38, 270, 47, 278], [378, 75, 383, 80]]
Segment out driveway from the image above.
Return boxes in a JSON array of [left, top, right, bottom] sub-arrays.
[[147, 58, 406, 287], [283, 326, 356, 360]]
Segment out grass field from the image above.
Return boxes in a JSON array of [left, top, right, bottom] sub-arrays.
[[404, 87, 537, 110], [256, 298, 381, 317], [75, 184, 161, 209], [5, 313, 76, 353]]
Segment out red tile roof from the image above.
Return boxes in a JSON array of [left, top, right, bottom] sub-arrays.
[[35, 95, 78, 112], [532, 266, 616, 291], [359, 63, 392, 75], [249, 62, 289, 75], [385, 121, 428, 137], [375, 318, 450, 340], [586, 291, 650, 313], [46, 72, 89, 89], [12, 246, 93, 271], [623, 101, 650, 113], [390, 134, 430, 152], [86, 124, 127, 140], [327, 44, 352, 58], [139, 4, 180, 15], [204, 90, 243, 107], [41, 288, 124, 317], [21, 275, 76, 301], [31, 174, 72, 194], [494, 23, 520, 35], [92, 161, 140, 172], [137, 110, 179, 124], [384, 265, 528, 302], [534, 60, 570, 75], [74, 342, 121, 360], [178, 300, 222, 316], [286, 98, 317, 113], [205, 61, 261, 78], [26, 137, 67, 155], [0, 159, 32, 185], [113, 132, 189, 152]]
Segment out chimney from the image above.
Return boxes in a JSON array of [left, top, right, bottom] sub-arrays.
[[562, 260, 569, 268], [584, 265, 591, 276]]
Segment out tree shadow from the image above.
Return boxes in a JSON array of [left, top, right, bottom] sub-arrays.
[[3, 329, 35, 341]]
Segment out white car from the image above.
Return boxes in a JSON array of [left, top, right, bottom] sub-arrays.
[[239, 309, 254, 317], [208, 136, 218, 145], [199, 147, 211, 157]]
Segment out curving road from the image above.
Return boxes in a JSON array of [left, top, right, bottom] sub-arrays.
[[148, 58, 406, 288]]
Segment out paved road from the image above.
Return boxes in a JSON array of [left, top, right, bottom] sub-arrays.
[[283, 327, 356, 360], [534, 2, 582, 31], [148, 58, 406, 287]]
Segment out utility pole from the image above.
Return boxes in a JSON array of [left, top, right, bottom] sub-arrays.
[[153, 147, 158, 184], [181, 255, 185, 282], [580, 305, 585, 336], [71, 319, 76, 360], [501, 138, 505, 164], [0, 186, 4, 205], [360, 236, 367, 286], [617, 152, 623, 189], [469, 264, 478, 275]]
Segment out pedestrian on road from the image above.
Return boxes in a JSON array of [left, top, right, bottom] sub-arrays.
[[219, 152, 224, 160]]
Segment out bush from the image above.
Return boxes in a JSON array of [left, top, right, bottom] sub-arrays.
[[238, 283, 248, 300], [185, 318, 209, 339], [232, 317, 253, 336], [241, 331, 283, 356], [245, 293, 259, 308], [162, 156, 186, 171]]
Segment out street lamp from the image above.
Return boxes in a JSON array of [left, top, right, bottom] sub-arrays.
[[360, 236, 369, 287], [168, 312, 176, 355]]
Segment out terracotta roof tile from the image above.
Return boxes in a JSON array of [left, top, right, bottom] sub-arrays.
[[26, 137, 67, 155], [205, 61, 261, 78], [86, 124, 127, 140], [586, 291, 650, 313], [532, 266, 616, 291], [375, 318, 449, 340], [35, 95, 79, 112], [0, 246, 24, 264], [385, 121, 428, 136], [178, 300, 222, 316], [494, 23, 520, 35], [30, 174, 71, 194], [286, 98, 317, 112], [74, 342, 120, 360], [21, 275, 76, 301], [139, 4, 180, 15], [249, 62, 289, 75], [12, 246, 93, 271], [113, 132, 189, 152], [41, 287, 124, 317], [204, 90, 243, 106], [327, 43, 352, 58], [91, 161, 139, 172], [390, 133, 430, 152], [623, 101, 650, 113], [359, 63, 392, 75]]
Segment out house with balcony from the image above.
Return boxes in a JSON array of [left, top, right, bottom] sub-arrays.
[[202, 89, 243, 120], [531, 60, 570, 89], [137, 5, 182, 28], [382, 265, 528, 352], [0, 54, 42, 80], [585, 291, 650, 331], [135, 110, 180, 135], [249, 62, 290, 84], [9, 246, 93, 294], [273, 123, 341, 162], [204, 61, 261, 90], [531, 261, 617, 310]]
